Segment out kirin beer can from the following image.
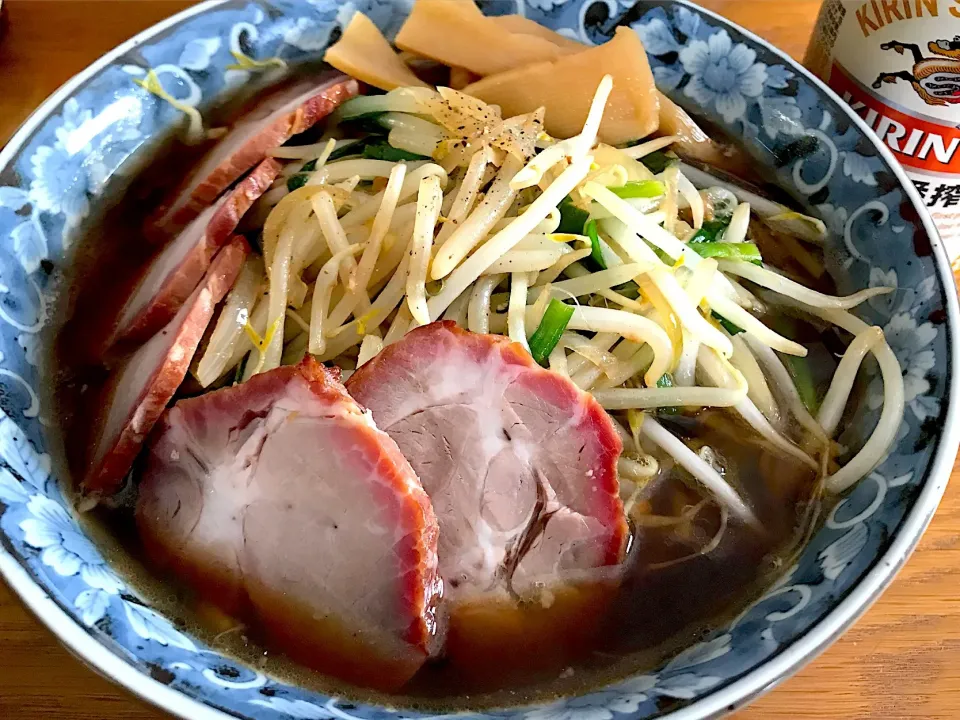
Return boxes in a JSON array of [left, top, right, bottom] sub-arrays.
[[805, 0, 960, 271]]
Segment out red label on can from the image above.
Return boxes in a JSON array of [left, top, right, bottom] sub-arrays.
[[831, 62, 960, 175]]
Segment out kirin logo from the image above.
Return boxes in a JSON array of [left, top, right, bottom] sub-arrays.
[[872, 37, 960, 106]]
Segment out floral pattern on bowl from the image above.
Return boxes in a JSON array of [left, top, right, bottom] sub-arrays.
[[0, 1, 955, 719]]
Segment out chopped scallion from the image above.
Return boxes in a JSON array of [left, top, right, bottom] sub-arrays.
[[687, 219, 729, 244], [656, 372, 678, 414], [287, 174, 308, 192], [557, 195, 590, 235], [639, 150, 674, 174], [233, 355, 248, 386], [785, 355, 820, 413], [289, 140, 401, 186], [339, 111, 389, 134], [609, 180, 664, 199], [645, 240, 673, 265], [690, 242, 762, 264], [361, 140, 430, 162], [711, 311, 744, 335], [584, 219, 607, 270], [529, 299, 574, 366], [327, 138, 365, 161], [613, 280, 640, 299]]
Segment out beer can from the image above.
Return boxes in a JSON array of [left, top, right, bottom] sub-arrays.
[[805, 0, 960, 272]]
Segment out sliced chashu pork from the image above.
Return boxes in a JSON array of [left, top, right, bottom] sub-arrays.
[[83, 237, 249, 495], [147, 74, 359, 239], [112, 158, 280, 346], [136, 357, 443, 691], [347, 322, 627, 683]]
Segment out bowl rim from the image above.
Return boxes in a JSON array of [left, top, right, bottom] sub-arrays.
[[0, 1, 957, 719]]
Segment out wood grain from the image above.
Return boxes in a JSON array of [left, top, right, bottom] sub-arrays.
[[1, 1, 958, 718]]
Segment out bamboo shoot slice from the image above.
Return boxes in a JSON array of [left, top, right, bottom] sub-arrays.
[[325, 12, 429, 91], [484, 14, 746, 169], [395, 0, 564, 76], [464, 27, 659, 145], [489, 15, 584, 52]]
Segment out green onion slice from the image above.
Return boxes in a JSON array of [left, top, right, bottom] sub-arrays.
[[584, 219, 607, 270], [361, 140, 430, 162], [609, 180, 664, 199], [557, 195, 590, 234], [690, 242, 762, 265], [529, 299, 575, 366], [711, 311, 744, 335]]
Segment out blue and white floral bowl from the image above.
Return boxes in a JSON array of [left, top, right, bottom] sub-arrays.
[[0, 1, 957, 718]]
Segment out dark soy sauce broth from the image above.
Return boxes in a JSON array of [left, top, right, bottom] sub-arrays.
[[43, 106, 848, 709]]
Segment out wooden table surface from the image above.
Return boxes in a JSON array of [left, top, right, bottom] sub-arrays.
[[2, 1, 959, 718]]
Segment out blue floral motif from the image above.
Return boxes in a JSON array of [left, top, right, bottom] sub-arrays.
[[179, 38, 223, 71], [662, 633, 731, 671], [124, 601, 198, 651], [18, 494, 125, 625], [818, 523, 869, 581], [9, 219, 47, 275], [526, 0, 573, 12], [633, 18, 680, 56], [0, 188, 28, 208], [755, 95, 803, 141], [652, 65, 685, 93], [678, 29, 767, 124], [0, 2, 953, 720], [27, 96, 145, 235], [75, 588, 113, 626], [870, 311, 939, 423], [21, 496, 101, 579], [0, 178, 50, 277], [523, 635, 731, 720], [0, 412, 52, 492], [672, 6, 701, 38], [524, 688, 657, 720], [29, 144, 90, 220], [283, 15, 343, 51], [841, 151, 878, 187], [250, 697, 337, 718], [764, 64, 794, 89], [817, 202, 848, 238], [0, 467, 30, 505], [16, 332, 40, 367]]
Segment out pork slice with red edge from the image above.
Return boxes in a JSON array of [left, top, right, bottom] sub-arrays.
[[147, 74, 359, 239], [111, 158, 280, 347], [346, 322, 628, 687], [136, 357, 443, 692], [82, 237, 249, 495]]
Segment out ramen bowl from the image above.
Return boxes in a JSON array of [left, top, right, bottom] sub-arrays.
[[0, 1, 957, 718]]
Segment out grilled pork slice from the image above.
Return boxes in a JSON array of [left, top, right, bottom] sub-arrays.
[[112, 158, 280, 346], [82, 237, 249, 495], [346, 322, 627, 685], [136, 357, 443, 692], [147, 74, 359, 238]]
